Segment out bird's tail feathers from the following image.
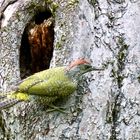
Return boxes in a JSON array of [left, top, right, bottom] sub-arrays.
[[0, 92, 14, 101], [0, 91, 28, 110], [0, 98, 20, 110], [0, 94, 7, 100]]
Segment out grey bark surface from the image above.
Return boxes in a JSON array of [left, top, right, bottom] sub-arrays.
[[0, 0, 140, 140]]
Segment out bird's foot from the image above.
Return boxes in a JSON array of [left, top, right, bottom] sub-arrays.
[[46, 104, 68, 113]]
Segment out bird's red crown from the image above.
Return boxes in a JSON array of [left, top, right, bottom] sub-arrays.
[[67, 58, 90, 71]]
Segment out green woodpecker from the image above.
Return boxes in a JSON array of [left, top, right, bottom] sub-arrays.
[[0, 58, 103, 110]]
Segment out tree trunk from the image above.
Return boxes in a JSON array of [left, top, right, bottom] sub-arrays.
[[0, 0, 140, 139]]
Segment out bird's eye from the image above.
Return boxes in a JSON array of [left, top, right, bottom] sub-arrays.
[[84, 64, 91, 69]]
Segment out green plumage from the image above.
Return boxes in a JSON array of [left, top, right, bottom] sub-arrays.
[[0, 59, 101, 109], [5, 67, 76, 105], [20, 67, 76, 97]]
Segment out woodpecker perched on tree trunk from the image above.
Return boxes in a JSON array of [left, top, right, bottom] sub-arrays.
[[0, 59, 103, 110]]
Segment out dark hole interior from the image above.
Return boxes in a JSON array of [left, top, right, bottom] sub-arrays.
[[34, 10, 52, 24], [20, 9, 54, 79]]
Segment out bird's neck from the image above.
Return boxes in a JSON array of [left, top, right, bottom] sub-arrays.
[[65, 67, 81, 82]]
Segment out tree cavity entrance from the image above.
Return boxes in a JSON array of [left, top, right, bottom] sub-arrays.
[[20, 9, 54, 79]]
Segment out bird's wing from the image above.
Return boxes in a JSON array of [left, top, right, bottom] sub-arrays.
[[18, 68, 56, 92], [22, 78, 77, 97], [18, 75, 46, 93], [18, 67, 69, 95]]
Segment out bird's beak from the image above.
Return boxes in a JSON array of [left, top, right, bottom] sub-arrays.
[[90, 67, 104, 71], [80, 67, 104, 76]]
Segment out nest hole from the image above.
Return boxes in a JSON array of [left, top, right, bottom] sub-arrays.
[[20, 9, 54, 79]]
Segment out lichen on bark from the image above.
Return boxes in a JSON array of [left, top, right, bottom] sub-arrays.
[[0, 0, 140, 139]]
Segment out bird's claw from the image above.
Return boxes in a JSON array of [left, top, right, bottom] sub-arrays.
[[47, 104, 68, 113]]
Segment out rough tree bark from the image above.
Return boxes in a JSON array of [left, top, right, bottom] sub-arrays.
[[0, 0, 140, 140]]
